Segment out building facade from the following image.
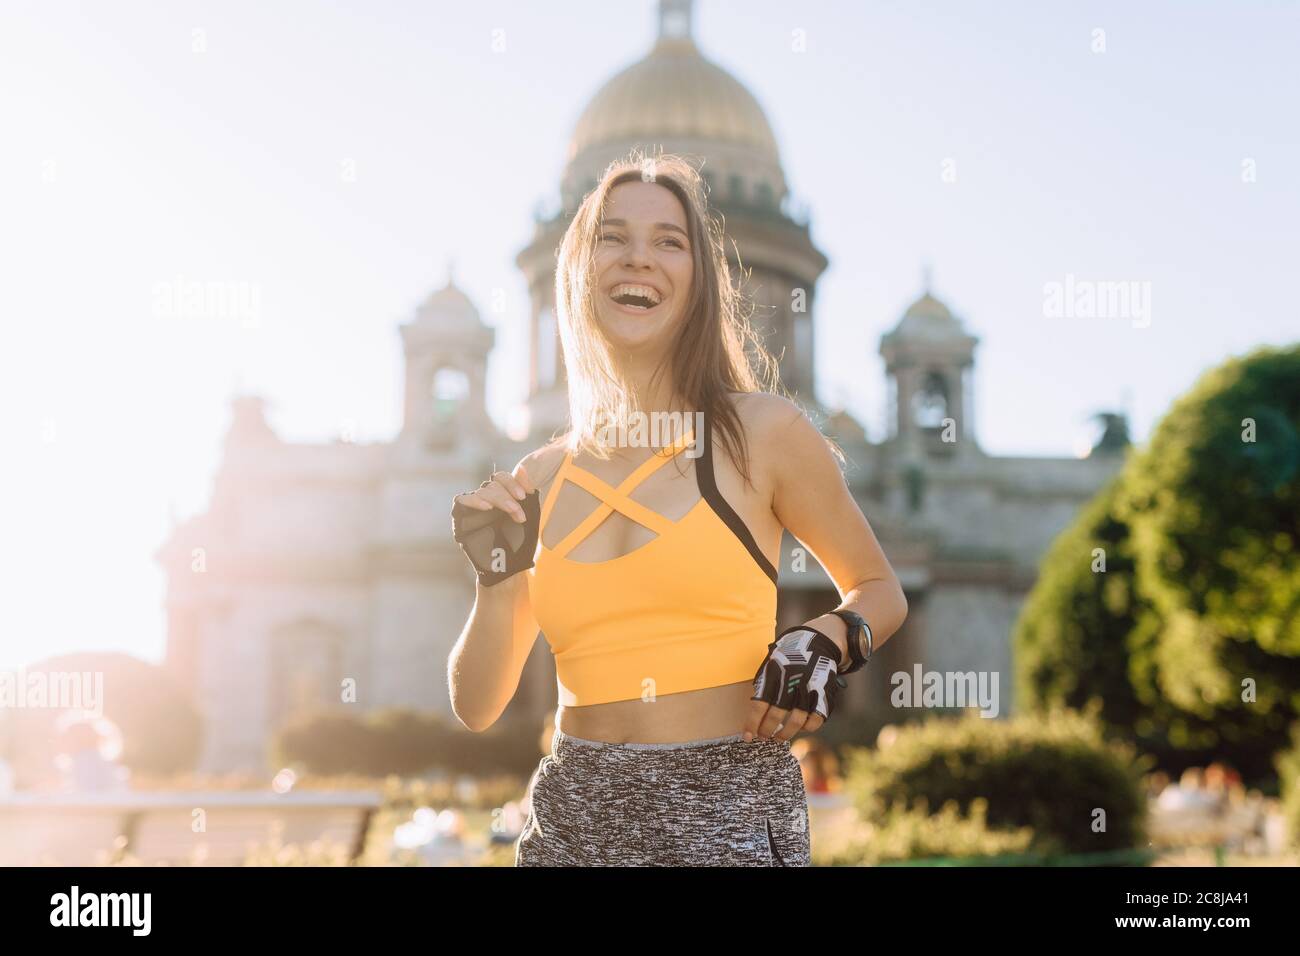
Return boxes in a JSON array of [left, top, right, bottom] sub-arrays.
[[155, 0, 1126, 771]]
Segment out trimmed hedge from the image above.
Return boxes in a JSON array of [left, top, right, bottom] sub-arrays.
[[272, 708, 543, 777], [839, 707, 1150, 857], [818, 798, 1036, 867]]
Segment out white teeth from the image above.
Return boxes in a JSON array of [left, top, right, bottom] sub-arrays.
[[611, 284, 663, 306]]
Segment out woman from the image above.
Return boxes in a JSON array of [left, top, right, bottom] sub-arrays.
[[448, 151, 908, 866]]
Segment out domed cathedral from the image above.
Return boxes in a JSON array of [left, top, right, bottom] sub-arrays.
[[156, 0, 1131, 772], [517, 0, 827, 434]]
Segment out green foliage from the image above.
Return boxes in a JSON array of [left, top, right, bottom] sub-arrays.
[[1117, 346, 1300, 756], [273, 711, 383, 775], [818, 798, 1036, 866], [1275, 720, 1300, 850], [241, 836, 354, 866], [272, 707, 543, 777], [1013, 474, 1225, 769], [1120, 348, 1300, 654], [840, 709, 1150, 856], [1015, 344, 1300, 780], [1014, 473, 1148, 729]]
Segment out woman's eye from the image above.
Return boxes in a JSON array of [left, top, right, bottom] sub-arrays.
[[600, 233, 622, 243], [662, 238, 684, 249]]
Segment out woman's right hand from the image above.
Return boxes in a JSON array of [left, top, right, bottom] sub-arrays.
[[451, 464, 541, 586], [452, 465, 535, 526]]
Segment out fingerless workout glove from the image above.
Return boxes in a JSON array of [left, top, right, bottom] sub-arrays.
[[450, 483, 541, 587], [751, 624, 847, 721]]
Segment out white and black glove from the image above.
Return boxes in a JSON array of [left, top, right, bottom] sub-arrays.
[[751, 624, 847, 721]]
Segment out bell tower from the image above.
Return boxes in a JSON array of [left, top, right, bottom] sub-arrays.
[[879, 278, 980, 460], [398, 269, 495, 454]]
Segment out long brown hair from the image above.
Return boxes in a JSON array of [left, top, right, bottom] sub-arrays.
[[553, 147, 787, 488]]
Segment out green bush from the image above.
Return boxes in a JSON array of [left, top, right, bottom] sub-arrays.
[[272, 708, 544, 777], [839, 708, 1151, 856], [818, 798, 1036, 866], [1275, 719, 1300, 850], [273, 711, 385, 775]]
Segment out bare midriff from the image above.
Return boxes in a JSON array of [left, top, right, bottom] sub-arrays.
[[554, 680, 758, 743]]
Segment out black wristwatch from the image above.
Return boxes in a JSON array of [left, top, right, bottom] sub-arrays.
[[830, 609, 873, 675]]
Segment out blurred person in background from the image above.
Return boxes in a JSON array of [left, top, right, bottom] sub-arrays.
[[791, 737, 840, 795], [54, 716, 128, 793]]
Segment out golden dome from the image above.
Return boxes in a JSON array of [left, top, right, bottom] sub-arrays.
[[567, 34, 781, 165]]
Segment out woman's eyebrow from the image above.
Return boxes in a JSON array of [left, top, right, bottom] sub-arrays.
[[602, 218, 688, 237]]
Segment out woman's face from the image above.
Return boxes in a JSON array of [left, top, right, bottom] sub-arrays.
[[592, 180, 694, 352]]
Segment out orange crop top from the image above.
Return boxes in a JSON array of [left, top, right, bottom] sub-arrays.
[[526, 410, 780, 707]]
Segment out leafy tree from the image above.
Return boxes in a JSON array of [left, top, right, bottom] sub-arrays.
[[1117, 346, 1300, 744], [1015, 345, 1300, 780]]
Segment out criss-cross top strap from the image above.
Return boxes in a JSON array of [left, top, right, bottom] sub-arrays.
[[543, 427, 697, 559]]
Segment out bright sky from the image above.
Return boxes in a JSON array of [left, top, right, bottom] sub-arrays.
[[1, 0, 1296, 672]]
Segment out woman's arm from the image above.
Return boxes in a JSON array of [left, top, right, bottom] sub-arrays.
[[446, 452, 547, 732], [747, 397, 909, 739]]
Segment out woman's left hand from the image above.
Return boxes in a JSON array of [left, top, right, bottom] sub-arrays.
[[744, 617, 849, 742]]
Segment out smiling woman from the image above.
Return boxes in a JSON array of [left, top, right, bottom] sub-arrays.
[[446, 149, 909, 868], [554, 155, 730, 418]]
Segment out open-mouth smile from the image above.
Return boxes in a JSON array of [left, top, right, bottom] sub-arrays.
[[608, 283, 665, 314]]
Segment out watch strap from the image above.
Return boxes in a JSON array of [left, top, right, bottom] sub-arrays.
[[830, 609, 872, 674]]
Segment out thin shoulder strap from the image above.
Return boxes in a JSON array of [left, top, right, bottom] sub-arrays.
[[539, 448, 573, 531], [694, 405, 780, 585]]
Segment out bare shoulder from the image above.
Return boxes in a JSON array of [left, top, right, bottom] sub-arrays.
[[730, 392, 841, 482], [728, 391, 807, 440], [722, 392, 810, 494], [513, 435, 570, 494]]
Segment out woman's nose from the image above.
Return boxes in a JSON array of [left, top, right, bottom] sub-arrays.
[[621, 239, 653, 267]]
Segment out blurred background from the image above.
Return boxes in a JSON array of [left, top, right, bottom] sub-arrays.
[[0, 0, 1297, 866]]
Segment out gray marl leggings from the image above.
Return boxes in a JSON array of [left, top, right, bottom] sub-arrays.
[[514, 728, 811, 866]]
